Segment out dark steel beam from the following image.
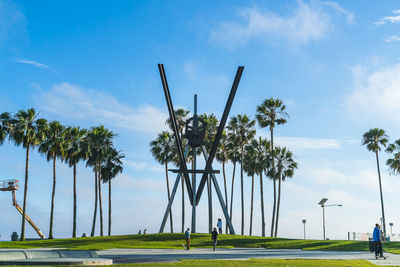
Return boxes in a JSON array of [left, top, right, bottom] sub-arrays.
[[158, 64, 193, 203], [195, 66, 244, 205], [169, 169, 220, 174]]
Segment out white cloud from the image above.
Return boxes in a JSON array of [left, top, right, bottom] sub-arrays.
[[385, 35, 400, 42], [210, 1, 352, 49], [15, 59, 49, 69], [37, 82, 168, 134], [347, 63, 400, 121], [277, 136, 340, 150], [375, 10, 400, 26], [124, 159, 163, 172]]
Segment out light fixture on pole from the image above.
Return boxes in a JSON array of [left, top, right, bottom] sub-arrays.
[[318, 198, 342, 240], [390, 222, 394, 235], [302, 219, 307, 239]]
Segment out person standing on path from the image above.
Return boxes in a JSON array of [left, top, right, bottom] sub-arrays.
[[212, 227, 218, 251], [373, 224, 386, 259], [217, 219, 222, 234], [185, 228, 191, 250]]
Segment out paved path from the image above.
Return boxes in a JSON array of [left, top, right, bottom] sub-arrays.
[[96, 248, 400, 265]]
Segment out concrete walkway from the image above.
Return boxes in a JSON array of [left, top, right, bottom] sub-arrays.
[[96, 248, 400, 265]]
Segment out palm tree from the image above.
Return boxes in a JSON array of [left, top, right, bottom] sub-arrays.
[[246, 137, 270, 237], [86, 125, 114, 237], [8, 108, 47, 241], [150, 131, 174, 233], [216, 131, 229, 234], [0, 112, 11, 144], [362, 128, 388, 238], [64, 126, 87, 238], [271, 147, 297, 237], [101, 147, 124, 236], [227, 138, 240, 234], [166, 108, 189, 233], [243, 140, 257, 236], [227, 114, 256, 235], [386, 139, 400, 175], [38, 121, 65, 239], [256, 98, 288, 237]]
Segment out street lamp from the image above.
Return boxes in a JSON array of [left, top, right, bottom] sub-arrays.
[[302, 219, 307, 239], [318, 198, 342, 240], [390, 222, 394, 235]]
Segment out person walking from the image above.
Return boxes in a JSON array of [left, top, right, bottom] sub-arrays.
[[373, 223, 386, 259], [217, 218, 222, 234], [212, 227, 218, 251], [185, 228, 191, 250]]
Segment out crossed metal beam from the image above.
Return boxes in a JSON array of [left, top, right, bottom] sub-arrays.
[[157, 64, 244, 233]]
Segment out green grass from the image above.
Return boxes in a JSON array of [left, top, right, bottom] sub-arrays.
[[0, 233, 399, 254], [109, 259, 377, 267]]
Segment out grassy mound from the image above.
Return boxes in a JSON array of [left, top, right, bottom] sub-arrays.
[[0, 233, 398, 254]]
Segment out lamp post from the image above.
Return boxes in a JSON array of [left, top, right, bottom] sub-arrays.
[[302, 219, 307, 239], [318, 198, 342, 240], [390, 222, 393, 235]]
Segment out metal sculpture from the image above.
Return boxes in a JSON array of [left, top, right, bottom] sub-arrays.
[[158, 64, 244, 234]]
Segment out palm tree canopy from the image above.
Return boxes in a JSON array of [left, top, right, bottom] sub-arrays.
[[256, 98, 289, 131], [245, 137, 270, 176], [216, 131, 229, 164], [386, 139, 400, 175], [227, 114, 256, 149], [101, 148, 124, 183], [166, 108, 190, 135], [200, 113, 218, 152], [9, 108, 47, 149], [85, 125, 115, 167], [64, 126, 87, 167], [362, 128, 388, 153], [275, 147, 298, 181], [0, 112, 11, 144], [150, 131, 174, 165], [38, 120, 65, 161]]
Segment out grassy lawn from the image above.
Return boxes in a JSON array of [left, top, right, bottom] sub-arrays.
[[111, 259, 376, 267], [0, 233, 399, 254]]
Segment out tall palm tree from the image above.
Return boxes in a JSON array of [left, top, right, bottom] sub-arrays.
[[243, 140, 257, 236], [86, 125, 114, 237], [101, 147, 124, 236], [8, 108, 47, 241], [362, 128, 388, 238], [38, 121, 65, 239], [0, 112, 11, 145], [256, 98, 288, 237], [64, 126, 87, 238], [150, 131, 174, 233], [386, 139, 400, 175], [216, 131, 229, 234], [271, 147, 297, 237], [166, 108, 189, 233], [227, 138, 240, 234], [227, 114, 256, 235]]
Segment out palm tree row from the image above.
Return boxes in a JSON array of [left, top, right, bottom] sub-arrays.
[[0, 108, 124, 240], [150, 98, 297, 237]]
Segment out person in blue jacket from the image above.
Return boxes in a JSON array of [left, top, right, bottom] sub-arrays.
[[373, 224, 386, 259]]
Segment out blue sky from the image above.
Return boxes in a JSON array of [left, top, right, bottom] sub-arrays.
[[2, 0, 400, 240]]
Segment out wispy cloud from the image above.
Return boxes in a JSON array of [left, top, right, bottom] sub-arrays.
[[0, 0, 26, 45], [124, 159, 163, 172], [375, 9, 400, 26], [276, 136, 340, 150], [15, 59, 50, 69], [385, 35, 400, 42], [36, 82, 168, 135], [210, 1, 353, 50]]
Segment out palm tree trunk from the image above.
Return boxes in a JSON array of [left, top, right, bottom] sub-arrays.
[[249, 175, 254, 236], [223, 161, 228, 234], [20, 145, 30, 241], [376, 151, 387, 238], [271, 178, 277, 237], [240, 147, 244, 236], [90, 162, 98, 237], [108, 178, 111, 236], [165, 161, 173, 233], [181, 174, 185, 233], [73, 163, 77, 238], [260, 172, 265, 237], [274, 174, 282, 237], [229, 162, 236, 234], [49, 154, 56, 239], [270, 128, 276, 237], [99, 166, 104, 236]]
